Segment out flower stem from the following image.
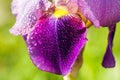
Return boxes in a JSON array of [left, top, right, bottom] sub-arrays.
[[63, 48, 84, 80]]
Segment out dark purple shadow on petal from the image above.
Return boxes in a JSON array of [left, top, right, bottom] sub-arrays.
[[57, 16, 87, 75], [102, 24, 116, 68], [25, 15, 87, 75]]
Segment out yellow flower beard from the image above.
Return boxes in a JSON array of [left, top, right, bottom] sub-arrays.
[[53, 6, 92, 28], [53, 6, 68, 18]]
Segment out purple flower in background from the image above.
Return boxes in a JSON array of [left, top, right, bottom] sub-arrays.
[[10, 0, 120, 76], [77, 0, 120, 68], [10, 0, 87, 75]]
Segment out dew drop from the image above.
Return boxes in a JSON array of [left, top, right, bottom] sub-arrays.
[[34, 43, 37, 46], [30, 37, 33, 40], [34, 31, 37, 35], [37, 64, 40, 68]]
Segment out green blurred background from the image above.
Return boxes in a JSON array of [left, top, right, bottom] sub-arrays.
[[0, 0, 120, 80]]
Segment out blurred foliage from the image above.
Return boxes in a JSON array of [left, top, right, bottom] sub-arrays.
[[0, 0, 120, 80]]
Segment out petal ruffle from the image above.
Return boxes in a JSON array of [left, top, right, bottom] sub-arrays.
[[10, 0, 51, 35], [78, 0, 120, 27], [25, 15, 87, 75], [11, 0, 29, 17], [102, 24, 116, 68]]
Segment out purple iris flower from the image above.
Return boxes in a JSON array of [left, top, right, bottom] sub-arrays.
[[77, 0, 120, 68], [10, 0, 87, 75], [10, 0, 120, 76]]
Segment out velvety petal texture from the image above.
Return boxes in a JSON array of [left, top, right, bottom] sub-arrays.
[[102, 25, 116, 68], [10, 0, 51, 35], [78, 0, 120, 27], [25, 15, 87, 75]]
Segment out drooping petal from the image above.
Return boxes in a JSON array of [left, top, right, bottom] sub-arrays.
[[78, 0, 120, 27], [25, 15, 87, 75], [102, 24, 116, 68], [10, 0, 52, 35]]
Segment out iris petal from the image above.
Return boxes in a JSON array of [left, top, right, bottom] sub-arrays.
[[55, 0, 78, 13], [78, 0, 120, 27], [102, 24, 116, 68], [25, 15, 87, 75], [10, 0, 51, 35]]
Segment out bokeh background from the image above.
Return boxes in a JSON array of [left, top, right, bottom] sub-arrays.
[[0, 0, 120, 80]]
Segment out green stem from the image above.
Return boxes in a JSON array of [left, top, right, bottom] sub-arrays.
[[63, 48, 84, 80]]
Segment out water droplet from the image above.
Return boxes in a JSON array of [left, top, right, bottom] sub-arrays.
[[37, 64, 40, 68], [34, 43, 37, 46], [30, 37, 33, 40]]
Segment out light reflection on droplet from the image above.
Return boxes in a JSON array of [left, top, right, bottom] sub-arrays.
[[34, 42, 37, 46]]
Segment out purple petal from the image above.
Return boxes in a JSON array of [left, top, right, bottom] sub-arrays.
[[66, 0, 78, 13], [10, 0, 51, 35], [25, 15, 87, 75], [11, 0, 29, 17], [78, 0, 120, 27], [102, 24, 116, 68]]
